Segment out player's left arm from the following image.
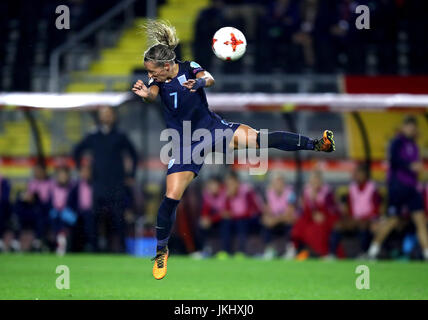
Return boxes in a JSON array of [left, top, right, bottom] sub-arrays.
[[182, 71, 215, 92]]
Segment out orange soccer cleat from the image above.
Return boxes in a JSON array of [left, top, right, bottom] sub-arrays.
[[152, 246, 169, 280], [314, 130, 335, 152]]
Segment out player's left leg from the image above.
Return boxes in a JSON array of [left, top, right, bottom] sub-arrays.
[[411, 211, 428, 261], [152, 171, 195, 280], [230, 124, 335, 152]]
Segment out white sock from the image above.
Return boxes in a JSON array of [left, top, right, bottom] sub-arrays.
[[368, 243, 380, 258], [423, 249, 428, 261]]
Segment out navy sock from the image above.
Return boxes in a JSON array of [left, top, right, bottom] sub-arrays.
[[257, 131, 315, 151], [329, 230, 342, 255], [156, 196, 180, 250]]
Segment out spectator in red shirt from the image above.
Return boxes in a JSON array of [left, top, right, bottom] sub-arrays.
[[219, 171, 263, 257], [290, 170, 339, 259], [198, 176, 226, 256]]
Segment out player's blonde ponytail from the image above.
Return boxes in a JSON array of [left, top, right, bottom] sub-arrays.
[[142, 20, 179, 65]]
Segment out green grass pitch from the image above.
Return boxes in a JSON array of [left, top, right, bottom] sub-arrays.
[[0, 254, 427, 299]]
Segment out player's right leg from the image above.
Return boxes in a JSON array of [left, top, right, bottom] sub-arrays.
[[367, 216, 399, 259], [152, 171, 195, 280], [230, 124, 335, 152], [411, 211, 428, 261]]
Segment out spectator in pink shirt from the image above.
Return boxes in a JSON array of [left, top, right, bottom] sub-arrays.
[[332, 164, 382, 258], [67, 165, 95, 252], [48, 166, 74, 255], [261, 173, 298, 259], [0, 175, 12, 252], [15, 163, 52, 251]]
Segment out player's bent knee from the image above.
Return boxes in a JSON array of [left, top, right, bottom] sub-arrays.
[[165, 190, 183, 201]]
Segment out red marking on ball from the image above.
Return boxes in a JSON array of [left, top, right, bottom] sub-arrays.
[[223, 33, 244, 52]]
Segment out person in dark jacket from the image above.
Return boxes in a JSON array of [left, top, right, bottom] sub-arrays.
[[0, 175, 12, 252], [368, 116, 428, 261], [73, 106, 138, 252]]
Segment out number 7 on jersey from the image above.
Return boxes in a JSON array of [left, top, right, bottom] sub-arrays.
[[169, 92, 178, 109]]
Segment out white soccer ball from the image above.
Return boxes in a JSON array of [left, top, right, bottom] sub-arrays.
[[212, 27, 247, 61]]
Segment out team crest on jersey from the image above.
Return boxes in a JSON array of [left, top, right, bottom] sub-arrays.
[[177, 74, 187, 86], [190, 61, 201, 68]]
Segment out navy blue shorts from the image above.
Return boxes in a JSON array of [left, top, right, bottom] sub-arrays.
[[167, 119, 241, 176], [387, 181, 424, 216]]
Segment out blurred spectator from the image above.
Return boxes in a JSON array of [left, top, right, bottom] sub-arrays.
[[197, 176, 226, 256], [193, 0, 228, 71], [218, 171, 263, 257], [73, 106, 138, 253], [0, 175, 12, 252], [48, 166, 74, 255], [370, 0, 399, 74], [424, 183, 428, 217], [257, 0, 302, 72], [261, 173, 297, 259], [25, 162, 52, 249], [289, 170, 339, 259], [403, 0, 428, 74], [330, 164, 381, 258], [67, 165, 94, 252], [368, 116, 428, 261]]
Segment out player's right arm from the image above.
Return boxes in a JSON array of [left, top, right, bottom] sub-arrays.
[[132, 79, 159, 102]]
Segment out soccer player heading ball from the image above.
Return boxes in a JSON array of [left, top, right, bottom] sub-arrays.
[[132, 20, 335, 280]]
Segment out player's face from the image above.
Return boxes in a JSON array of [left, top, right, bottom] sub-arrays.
[[34, 164, 46, 180], [272, 176, 285, 193], [56, 169, 70, 185], [225, 176, 239, 195], [206, 179, 220, 194], [98, 107, 115, 126], [309, 172, 323, 190], [80, 166, 91, 181], [402, 122, 418, 139], [353, 168, 367, 184], [144, 61, 170, 82]]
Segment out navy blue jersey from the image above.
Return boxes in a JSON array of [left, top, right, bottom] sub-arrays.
[[147, 60, 223, 134]]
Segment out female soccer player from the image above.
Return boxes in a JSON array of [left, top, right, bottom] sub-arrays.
[[132, 20, 335, 280]]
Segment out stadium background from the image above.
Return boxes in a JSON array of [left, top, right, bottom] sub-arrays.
[[0, 0, 428, 299]]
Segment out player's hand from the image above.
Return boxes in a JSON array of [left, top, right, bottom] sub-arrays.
[[313, 211, 325, 224], [183, 78, 206, 92], [132, 80, 150, 98], [182, 79, 197, 92], [200, 217, 211, 229], [410, 161, 423, 173]]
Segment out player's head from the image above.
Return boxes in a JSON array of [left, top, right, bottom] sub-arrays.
[[225, 170, 240, 194], [98, 106, 116, 127], [309, 170, 323, 189], [205, 176, 222, 195], [270, 173, 286, 192], [142, 20, 179, 82], [33, 162, 47, 180], [79, 164, 91, 181], [353, 163, 369, 184], [401, 115, 418, 139], [55, 166, 70, 186]]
